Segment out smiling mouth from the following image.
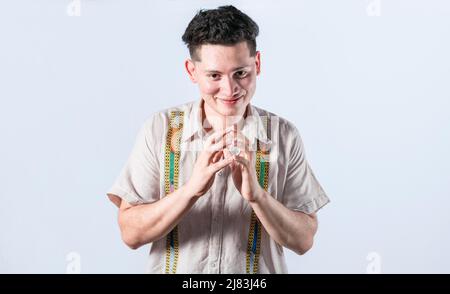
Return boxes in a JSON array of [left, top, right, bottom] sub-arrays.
[[217, 95, 244, 105]]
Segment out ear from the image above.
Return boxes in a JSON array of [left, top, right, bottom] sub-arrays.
[[255, 51, 261, 76], [185, 59, 198, 83]]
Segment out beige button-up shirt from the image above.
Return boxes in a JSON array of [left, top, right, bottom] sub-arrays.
[[107, 99, 330, 274]]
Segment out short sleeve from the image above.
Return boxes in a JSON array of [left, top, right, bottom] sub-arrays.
[[281, 125, 330, 214], [107, 114, 162, 206]]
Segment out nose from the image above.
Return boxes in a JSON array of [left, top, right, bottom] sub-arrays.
[[220, 76, 241, 98]]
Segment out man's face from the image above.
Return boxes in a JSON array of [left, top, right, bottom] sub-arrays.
[[185, 41, 261, 119]]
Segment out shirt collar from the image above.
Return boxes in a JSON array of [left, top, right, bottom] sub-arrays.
[[181, 99, 203, 143], [241, 103, 272, 145]]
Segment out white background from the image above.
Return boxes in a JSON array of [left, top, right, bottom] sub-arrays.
[[1, 0, 449, 273]]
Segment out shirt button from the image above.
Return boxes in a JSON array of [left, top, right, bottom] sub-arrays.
[[217, 170, 223, 176], [212, 262, 217, 268]]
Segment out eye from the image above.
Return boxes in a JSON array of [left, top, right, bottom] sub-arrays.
[[235, 70, 248, 79], [208, 73, 221, 80]]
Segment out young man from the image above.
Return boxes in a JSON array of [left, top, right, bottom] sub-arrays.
[[107, 5, 329, 274]]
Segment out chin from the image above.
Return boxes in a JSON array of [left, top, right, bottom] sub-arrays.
[[217, 108, 240, 117]]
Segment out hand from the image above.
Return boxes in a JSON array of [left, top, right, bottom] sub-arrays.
[[224, 132, 264, 202], [184, 128, 234, 198]]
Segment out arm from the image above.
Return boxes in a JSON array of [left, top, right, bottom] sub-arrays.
[[249, 190, 318, 255], [109, 185, 198, 249]]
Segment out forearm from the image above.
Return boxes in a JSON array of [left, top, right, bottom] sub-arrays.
[[249, 189, 317, 255], [119, 184, 198, 249]]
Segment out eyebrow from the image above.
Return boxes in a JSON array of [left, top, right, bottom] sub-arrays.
[[204, 66, 250, 74]]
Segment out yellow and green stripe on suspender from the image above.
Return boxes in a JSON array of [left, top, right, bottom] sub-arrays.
[[164, 111, 184, 274], [246, 115, 270, 274], [164, 111, 270, 274]]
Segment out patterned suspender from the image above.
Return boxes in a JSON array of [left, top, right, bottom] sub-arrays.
[[246, 115, 270, 274], [164, 111, 184, 274]]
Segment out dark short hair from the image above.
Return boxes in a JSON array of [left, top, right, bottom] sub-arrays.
[[182, 5, 259, 61]]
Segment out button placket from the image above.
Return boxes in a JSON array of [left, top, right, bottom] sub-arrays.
[[209, 167, 227, 273]]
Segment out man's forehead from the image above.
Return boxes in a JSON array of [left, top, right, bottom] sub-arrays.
[[195, 43, 254, 70]]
